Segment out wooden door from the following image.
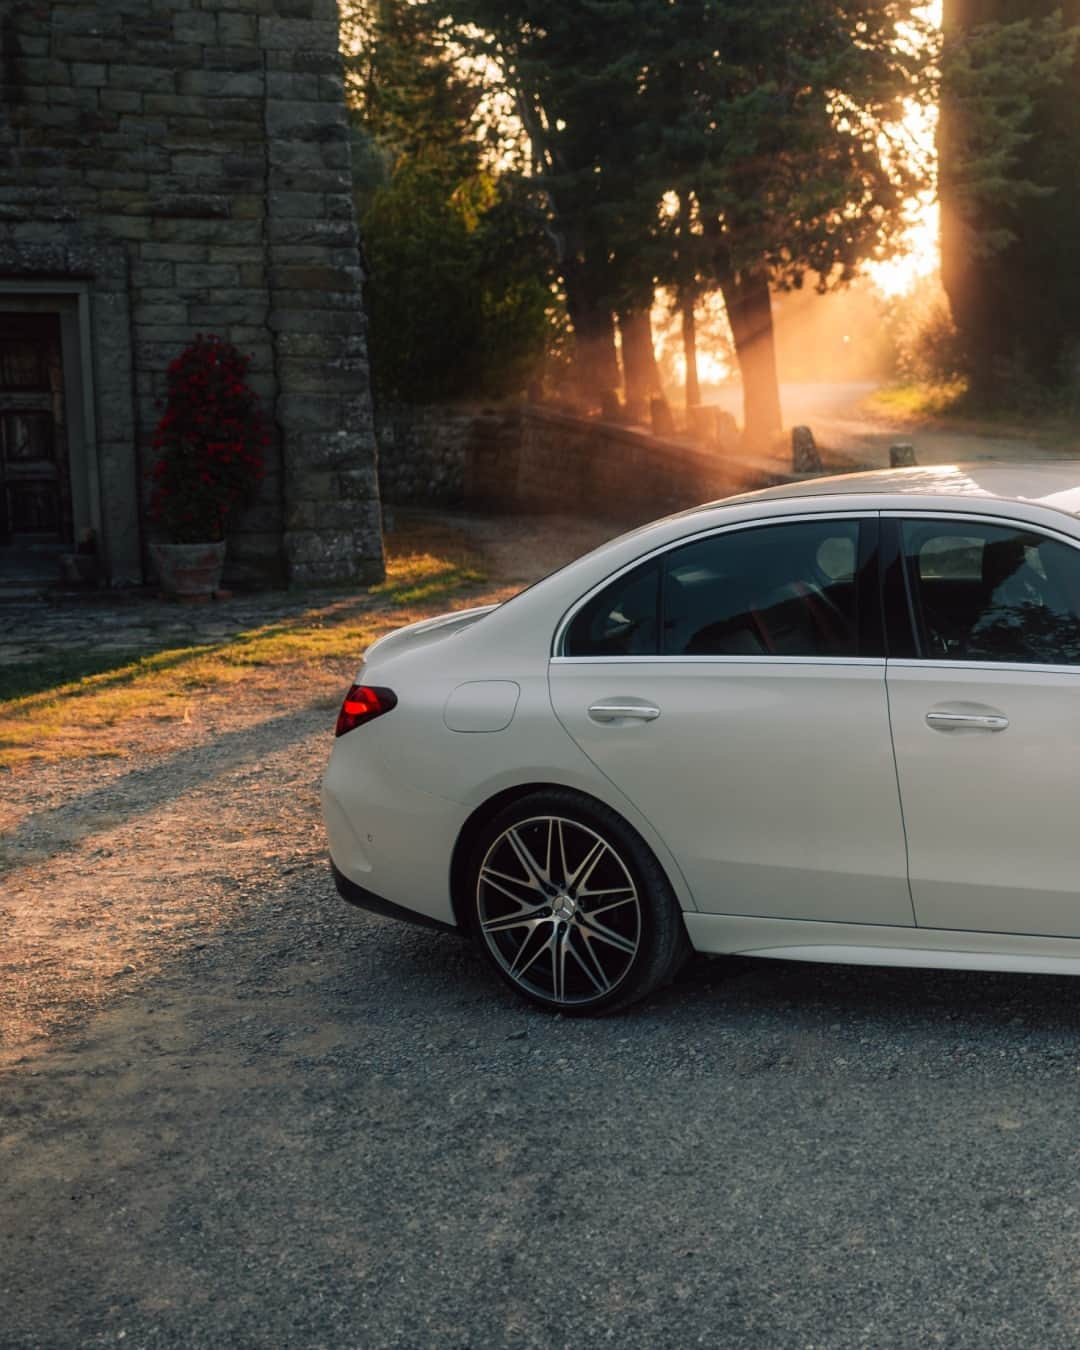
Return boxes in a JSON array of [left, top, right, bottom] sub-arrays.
[[0, 312, 72, 548]]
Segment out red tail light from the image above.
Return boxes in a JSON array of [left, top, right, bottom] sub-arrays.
[[335, 684, 398, 737]]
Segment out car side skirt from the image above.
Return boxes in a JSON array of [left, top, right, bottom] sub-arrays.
[[684, 913, 1080, 976]]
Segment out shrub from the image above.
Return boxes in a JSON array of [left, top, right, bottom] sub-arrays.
[[149, 336, 268, 544]]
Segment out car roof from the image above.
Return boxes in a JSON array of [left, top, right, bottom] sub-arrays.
[[693, 461, 1080, 519]]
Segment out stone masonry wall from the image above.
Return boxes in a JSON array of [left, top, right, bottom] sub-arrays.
[[499, 407, 750, 523], [373, 402, 759, 522], [0, 0, 383, 587], [375, 403, 473, 506]]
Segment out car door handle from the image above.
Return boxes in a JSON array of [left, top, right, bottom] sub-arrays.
[[587, 702, 661, 723], [925, 711, 1009, 732]]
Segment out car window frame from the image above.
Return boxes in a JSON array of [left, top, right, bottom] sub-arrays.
[[553, 511, 883, 663], [886, 509, 1080, 671]]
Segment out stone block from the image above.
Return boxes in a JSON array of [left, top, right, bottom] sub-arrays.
[[207, 243, 263, 264], [271, 263, 362, 292], [170, 153, 226, 179], [267, 190, 324, 218], [131, 260, 175, 287], [267, 49, 340, 75], [187, 302, 269, 325], [257, 17, 339, 52], [890, 442, 918, 467], [70, 62, 108, 88], [53, 35, 128, 63], [229, 195, 265, 220], [144, 93, 206, 118], [204, 46, 262, 72], [178, 69, 262, 99], [266, 108, 348, 145], [99, 89, 144, 114], [277, 395, 340, 433], [173, 11, 219, 44], [336, 465, 379, 501], [268, 139, 350, 171], [268, 306, 363, 336], [265, 218, 355, 248], [139, 242, 208, 262], [109, 64, 178, 94], [133, 302, 188, 325], [15, 57, 72, 86], [266, 72, 320, 101], [217, 12, 258, 44], [98, 214, 152, 241]]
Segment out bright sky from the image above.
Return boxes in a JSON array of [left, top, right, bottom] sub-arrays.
[[865, 1, 942, 297]]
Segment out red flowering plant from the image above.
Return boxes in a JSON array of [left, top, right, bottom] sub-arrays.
[[148, 335, 269, 544]]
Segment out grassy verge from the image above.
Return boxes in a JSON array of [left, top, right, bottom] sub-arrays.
[[0, 520, 489, 770], [863, 380, 970, 421], [865, 382, 1080, 450]]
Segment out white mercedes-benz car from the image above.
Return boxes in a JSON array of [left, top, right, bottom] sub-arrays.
[[323, 463, 1080, 1014]]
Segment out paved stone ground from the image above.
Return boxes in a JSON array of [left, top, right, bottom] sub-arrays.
[[0, 589, 333, 672]]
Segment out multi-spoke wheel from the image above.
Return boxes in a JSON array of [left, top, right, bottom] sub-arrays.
[[469, 790, 689, 1014]]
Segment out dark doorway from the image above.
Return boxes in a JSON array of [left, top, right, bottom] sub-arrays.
[[0, 311, 72, 580]]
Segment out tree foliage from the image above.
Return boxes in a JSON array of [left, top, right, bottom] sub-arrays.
[[938, 1, 1080, 405], [341, 0, 554, 404], [436, 0, 936, 439]]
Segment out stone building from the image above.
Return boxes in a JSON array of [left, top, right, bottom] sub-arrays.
[[0, 0, 383, 590]]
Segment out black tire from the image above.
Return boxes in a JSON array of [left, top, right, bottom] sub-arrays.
[[467, 789, 690, 1015]]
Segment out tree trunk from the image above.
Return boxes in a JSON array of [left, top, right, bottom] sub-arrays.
[[720, 269, 783, 448], [563, 261, 620, 408], [681, 296, 700, 410], [617, 307, 662, 420], [570, 304, 620, 408]]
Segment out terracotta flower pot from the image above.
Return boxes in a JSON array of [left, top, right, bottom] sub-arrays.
[[151, 540, 227, 598]]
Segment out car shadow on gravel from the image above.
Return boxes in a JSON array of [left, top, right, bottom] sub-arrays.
[[2, 699, 334, 872], [669, 950, 1080, 1039]]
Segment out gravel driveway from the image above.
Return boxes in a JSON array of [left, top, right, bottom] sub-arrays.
[[4, 514, 1080, 1348]]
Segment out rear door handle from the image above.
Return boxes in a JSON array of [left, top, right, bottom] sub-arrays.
[[587, 702, 661, 723], [925, 711, 1009, 732]]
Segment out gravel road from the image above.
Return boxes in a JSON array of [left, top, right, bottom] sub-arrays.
[[4, 514, 1080, 1348]]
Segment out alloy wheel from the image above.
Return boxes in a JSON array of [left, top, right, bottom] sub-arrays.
[[475, 814, 643, 1007]]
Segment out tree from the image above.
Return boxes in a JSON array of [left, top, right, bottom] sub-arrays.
[[341, 0, 554, 403], [639, 0, 933, 445], [938, 2, 1080, 405], [440, 0, 935, 443]]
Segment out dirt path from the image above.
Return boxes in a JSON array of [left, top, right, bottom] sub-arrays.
[[711, 380, 1080, 467], [0, 512, 617, 1066]]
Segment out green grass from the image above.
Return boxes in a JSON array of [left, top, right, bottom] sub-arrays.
[[863, 380, 970, 420], [0, 648, 166, 703], [0, 523, 489, 768]]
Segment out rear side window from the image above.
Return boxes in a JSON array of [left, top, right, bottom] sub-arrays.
[[901, 519, 1080, 664], [662, 519, 861, 656], [564, 559, 660, 656], [563, 518, 865, 658]]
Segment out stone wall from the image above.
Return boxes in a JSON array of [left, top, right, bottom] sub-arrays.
[[513, 407, 748, 522], [373, 402, 760, 522], [0, 0, 383, 587], [376, 404, 475, 506]]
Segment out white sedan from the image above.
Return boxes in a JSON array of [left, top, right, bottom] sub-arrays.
[[322, 463, 1080, 1014]]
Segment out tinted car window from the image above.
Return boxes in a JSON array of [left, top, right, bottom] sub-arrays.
[[901, 519, 1080, 664], [662, 519, 861, 657], [564, 560, 660, 656]]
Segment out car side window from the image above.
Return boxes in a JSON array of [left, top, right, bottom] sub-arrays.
[[900, 519, 1080, 664], [661, 519, 862, 657], [564, 559, 660, 656]]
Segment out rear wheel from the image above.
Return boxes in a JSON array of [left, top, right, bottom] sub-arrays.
[[468, 790, 690, 1015]]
